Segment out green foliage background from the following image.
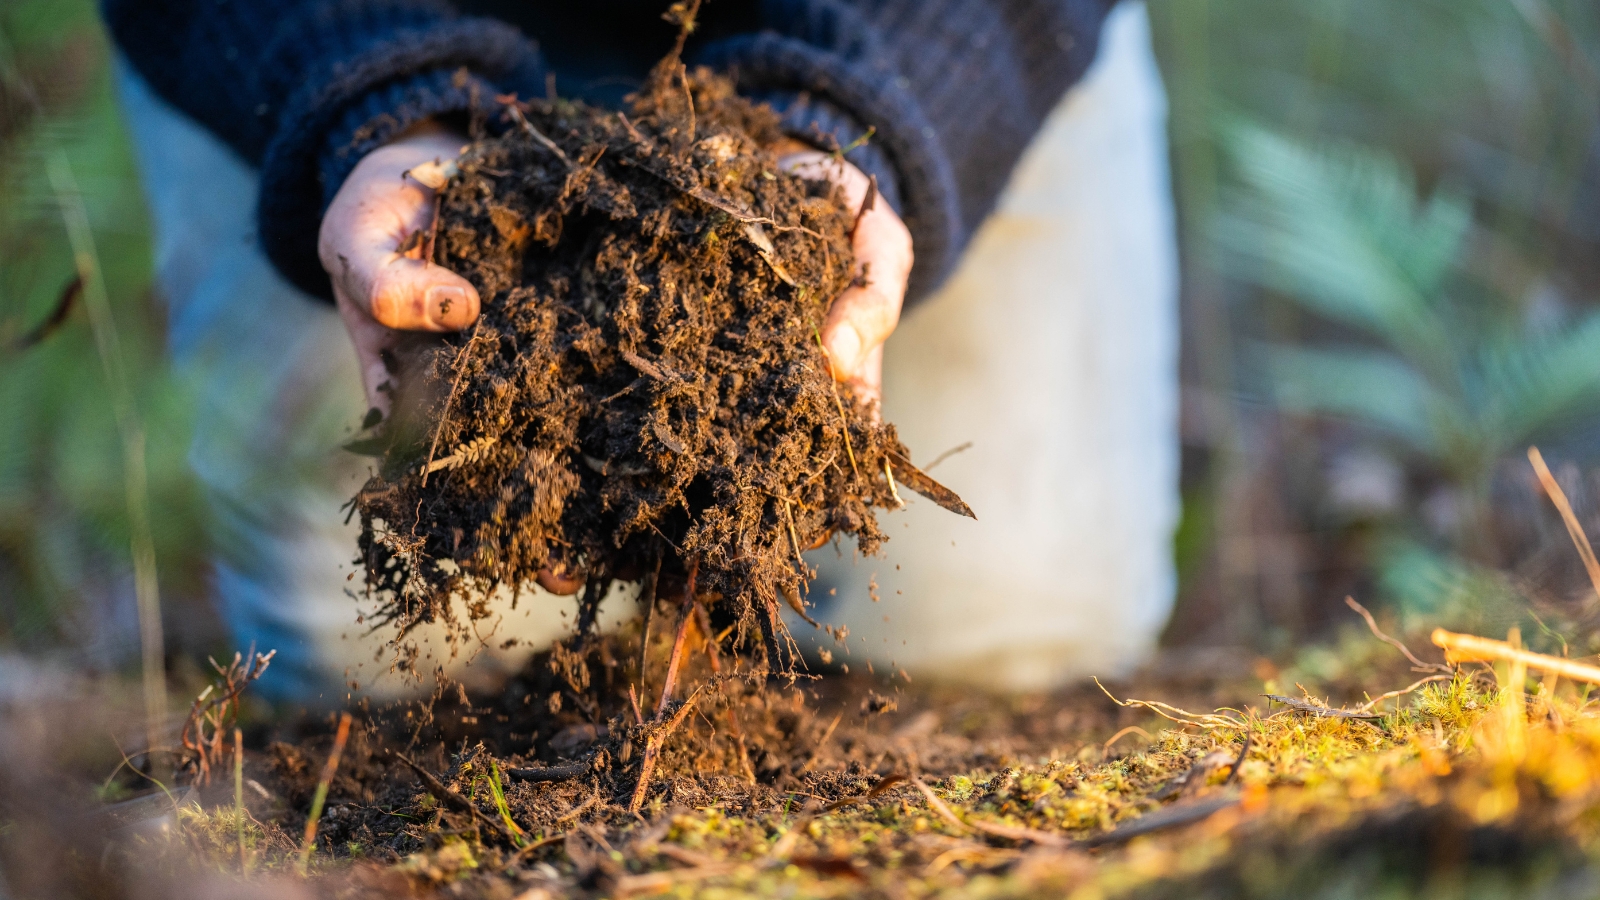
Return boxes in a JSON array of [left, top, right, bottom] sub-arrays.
[[0, 0, 207, 655]]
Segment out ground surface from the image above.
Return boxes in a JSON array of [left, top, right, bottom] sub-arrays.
[[15, 619, 1600, 900]]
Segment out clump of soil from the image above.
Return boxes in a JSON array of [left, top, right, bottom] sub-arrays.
[[352, 58, 961, 670]]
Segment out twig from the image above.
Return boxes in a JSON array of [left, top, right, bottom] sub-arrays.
[[1093, 678, 1245, 730], [421, 323, 484, 486], [1351, 674, 1456, 715], [1345, 596, 1450, 672], [1432, 629, 1600, 684], [1080, 795, 1241, 848], [297, 713, 352, 875], [612, 861, 740, 898], [505, 102, 572, 168], [1102, 725, 1152, 755], [679, 61, 695, 144], [781, 499, 808, 568], [811, 325, 860, 479], [636, 552, 662, 681], [924, 441, 973, 472], [180, 648, 275, 785], [655, 558, 699, 718], [630, 688, 702, 813], [507, 763, 591, 783], [234, 728, 246, 874], [395, 753, 514, 841], [1263, 693, 1384, 721], [883, 459, 905, 507], [849, 174, 877, 238], [1528, 446, 1600, 603]]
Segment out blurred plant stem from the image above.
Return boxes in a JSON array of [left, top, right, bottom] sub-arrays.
[[47, 150, 168, 766]]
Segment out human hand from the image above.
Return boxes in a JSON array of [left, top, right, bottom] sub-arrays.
[[318, 124, 481, 419], [777, 146, 913, 407], [321, 127, 581, 596]]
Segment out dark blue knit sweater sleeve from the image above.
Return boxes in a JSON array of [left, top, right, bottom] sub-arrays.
[[102, 0, 545, 298], [696, 0, 1116, 303]]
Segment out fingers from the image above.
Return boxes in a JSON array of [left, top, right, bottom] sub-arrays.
[[321, 130, 480, 417], [368, 257, 480, 332], [849, 343, 885, 411], [777, 150, 912, 399], [536, 567, 585, 596], [334, 286, 402, 415]]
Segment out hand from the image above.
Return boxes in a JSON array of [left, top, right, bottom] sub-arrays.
[[318, 124, 481, 418], [321, 127, 576, 596], [777, 145, 913, 406]]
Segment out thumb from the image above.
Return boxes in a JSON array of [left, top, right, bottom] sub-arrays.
[[367, 256, 480, 332]]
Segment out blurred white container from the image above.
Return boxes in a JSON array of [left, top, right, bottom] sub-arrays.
[[800, 2, 1180, 690]]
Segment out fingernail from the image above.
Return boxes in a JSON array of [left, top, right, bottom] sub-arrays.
[[425, 284, 469, 328], [826, 327, 861, 380]]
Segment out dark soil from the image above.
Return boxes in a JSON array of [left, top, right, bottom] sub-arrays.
[[237, 625, 1144, 892], [351, 58, 954, 676]]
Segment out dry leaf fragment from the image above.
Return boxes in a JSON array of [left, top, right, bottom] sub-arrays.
[[888, 452, 975, 519]]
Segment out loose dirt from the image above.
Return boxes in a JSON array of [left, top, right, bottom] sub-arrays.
[[349, 56, 963, 679]]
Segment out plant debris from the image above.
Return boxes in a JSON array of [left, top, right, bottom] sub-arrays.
[[350, 55, 964, 677]]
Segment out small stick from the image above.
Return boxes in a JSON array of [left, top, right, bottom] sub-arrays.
[[1345, 596, 1449, 672], [1102, 725, 1152, 755], [781, 499, 807, 568], [421, 324, 484, 486], [883, 459, 905, 507], [234, 727, 246, 874], [505, 102, 572, 167], [506, 762, 590, 783], [1094, 677, 1244, 730], [395, 753, 513, 840], [1351, 674, 1456, 714], [693, 602, 722, 674], [812, 326, 860, 479], [909, 778, 1072, 847], [1433, 629, 1600, 684], [425, 192, 442, 264], [679, 61, 696, 144], [655, 558, 699, 718], [629, 689, 701, 813], [1529, 446, 1600, 602], [923, 441, 972, 472], [297, 712, 352, 876], [636, 553, 662, 682], [849, 174, 878, 238]]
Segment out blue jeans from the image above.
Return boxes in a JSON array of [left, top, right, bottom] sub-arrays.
[[116, 65, 585, 702]]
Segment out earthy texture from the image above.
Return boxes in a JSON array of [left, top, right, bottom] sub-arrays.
[[351, 61, 959, 674]]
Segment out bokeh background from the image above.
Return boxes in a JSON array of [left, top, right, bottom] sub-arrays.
[[6, 0, 1600, 674]]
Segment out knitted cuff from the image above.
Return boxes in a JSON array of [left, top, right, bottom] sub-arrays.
[[317, 67, 498, 210], [696, 32, 962, 306], [754, 90, 904, 216], [256, 17, 544, 300]]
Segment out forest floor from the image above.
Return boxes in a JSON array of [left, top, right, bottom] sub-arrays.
[[14, 609, 1600, 900]]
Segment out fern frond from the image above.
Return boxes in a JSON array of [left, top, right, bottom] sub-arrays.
[[1215, 119, 1470, 371], [1261, 342, 1452, 456]]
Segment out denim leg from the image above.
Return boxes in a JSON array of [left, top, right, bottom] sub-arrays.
[[115, 63, 594, 703]]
